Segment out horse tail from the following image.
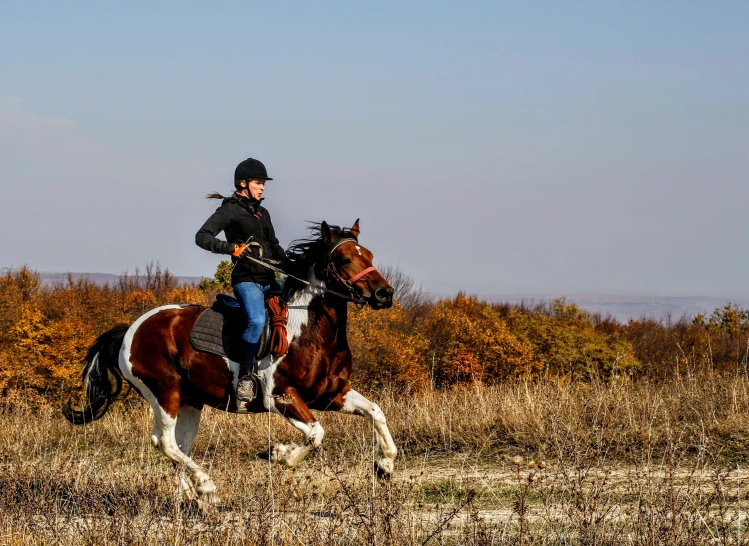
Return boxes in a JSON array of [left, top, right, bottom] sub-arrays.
[[62, 323, 130, 425]]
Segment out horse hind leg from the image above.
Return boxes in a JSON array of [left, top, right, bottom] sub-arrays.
[[268, 388, 324, 468], [151, 401, 220, 506], [119, 308, 219, 507], [175, 404, 202, 455], [173, 404, 208, 502], [151, 404, 200, 452], [151, 421, 162, 448]]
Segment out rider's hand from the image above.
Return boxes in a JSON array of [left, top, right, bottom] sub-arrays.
[[232, 244, 248, 258]]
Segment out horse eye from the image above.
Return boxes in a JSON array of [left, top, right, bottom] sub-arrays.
[[338, 258, 352, 266]]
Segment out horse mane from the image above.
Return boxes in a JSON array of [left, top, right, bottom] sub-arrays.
[[283, 222, 357, 302]]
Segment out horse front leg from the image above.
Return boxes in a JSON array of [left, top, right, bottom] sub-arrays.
[[269, 387, 325, 468], [339, 389, 397, 477]]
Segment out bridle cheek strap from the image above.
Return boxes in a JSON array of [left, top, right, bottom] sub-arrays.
[[348, 266, 377, 284]]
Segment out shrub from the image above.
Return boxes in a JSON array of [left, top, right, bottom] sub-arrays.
[[421, 295, 539, 386], [348, 303, 430, 391], [0, 265, 207, 406], [498, 298, 641, 379]]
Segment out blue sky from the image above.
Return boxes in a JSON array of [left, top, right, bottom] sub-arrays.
[[1, 1, 748, 296]]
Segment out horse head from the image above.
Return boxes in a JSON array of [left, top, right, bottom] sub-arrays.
[[321, 219, 393, 309]]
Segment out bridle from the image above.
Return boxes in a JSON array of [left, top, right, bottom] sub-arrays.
[[236, 237, 378, 307], [324, 238, 378, 306]]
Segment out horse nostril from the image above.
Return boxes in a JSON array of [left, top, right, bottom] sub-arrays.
[[375, 287, 393, 302]]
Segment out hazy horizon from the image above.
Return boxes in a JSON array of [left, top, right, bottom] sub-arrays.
[[2, 2, 748, 298], [8, 267, 749, 306]]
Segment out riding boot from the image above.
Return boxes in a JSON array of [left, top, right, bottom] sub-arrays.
[[236, 341, 258, 403]]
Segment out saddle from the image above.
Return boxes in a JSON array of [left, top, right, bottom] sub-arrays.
[[189, 294, 289, 363]]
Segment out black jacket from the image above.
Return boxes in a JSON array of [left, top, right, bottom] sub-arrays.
[[195, 194, 285, 286]]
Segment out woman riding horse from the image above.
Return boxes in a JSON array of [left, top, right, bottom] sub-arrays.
[[64, 219, 397, 507], [195, 157, 285, 403]]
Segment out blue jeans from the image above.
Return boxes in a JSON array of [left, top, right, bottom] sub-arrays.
[[233, 281, 281, 344]]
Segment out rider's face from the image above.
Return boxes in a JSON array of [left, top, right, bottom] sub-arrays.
[[247, 179, 266, 200]]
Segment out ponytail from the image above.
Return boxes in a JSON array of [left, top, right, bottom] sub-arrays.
[[205, 192, 227, 200]]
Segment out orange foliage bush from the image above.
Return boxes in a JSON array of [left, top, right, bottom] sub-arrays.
[[0, 266, 208, 407], [4, 263, 747, 408], [348, 303, 430, 391], [496, 298, 640, 379], [444, 347, 485, 384], [421, 295, 539, 385]]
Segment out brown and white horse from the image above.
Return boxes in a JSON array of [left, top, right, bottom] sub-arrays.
[[63, 220, 396, 505]]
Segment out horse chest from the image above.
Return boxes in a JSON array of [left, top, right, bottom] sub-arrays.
[[278, 344, 350, 387]]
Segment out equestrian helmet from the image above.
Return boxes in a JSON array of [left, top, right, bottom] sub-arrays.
[[234, 158, 273, 188]]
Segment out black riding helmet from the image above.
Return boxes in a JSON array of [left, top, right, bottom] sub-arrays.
[[234, 158, 273, 189]]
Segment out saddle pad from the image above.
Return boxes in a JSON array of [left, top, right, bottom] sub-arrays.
[[189, 304, 271, 362]]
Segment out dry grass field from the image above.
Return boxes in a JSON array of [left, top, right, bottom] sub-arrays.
[[3, 373, 749, 545]]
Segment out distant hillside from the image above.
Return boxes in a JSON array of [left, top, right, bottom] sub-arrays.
[[25, 270, 205, 287], [481, 294, 749, 323]]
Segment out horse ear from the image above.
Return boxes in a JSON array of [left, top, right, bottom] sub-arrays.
[[350, 218, 360, 238], [321, 221, 333, 245]]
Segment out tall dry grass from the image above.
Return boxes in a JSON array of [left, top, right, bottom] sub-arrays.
[[2, 372, 749, 544]]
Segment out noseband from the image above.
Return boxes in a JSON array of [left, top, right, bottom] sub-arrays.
[[325, 238, 378, 306]]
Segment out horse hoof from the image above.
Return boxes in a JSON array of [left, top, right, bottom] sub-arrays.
[[257, 448, 273, 461], [264, 444, 293, 465], [374, 459, 394, 480], [196, 499, 219, 515], [196, 480, 218, 496], [198, 490, 222, 507]]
